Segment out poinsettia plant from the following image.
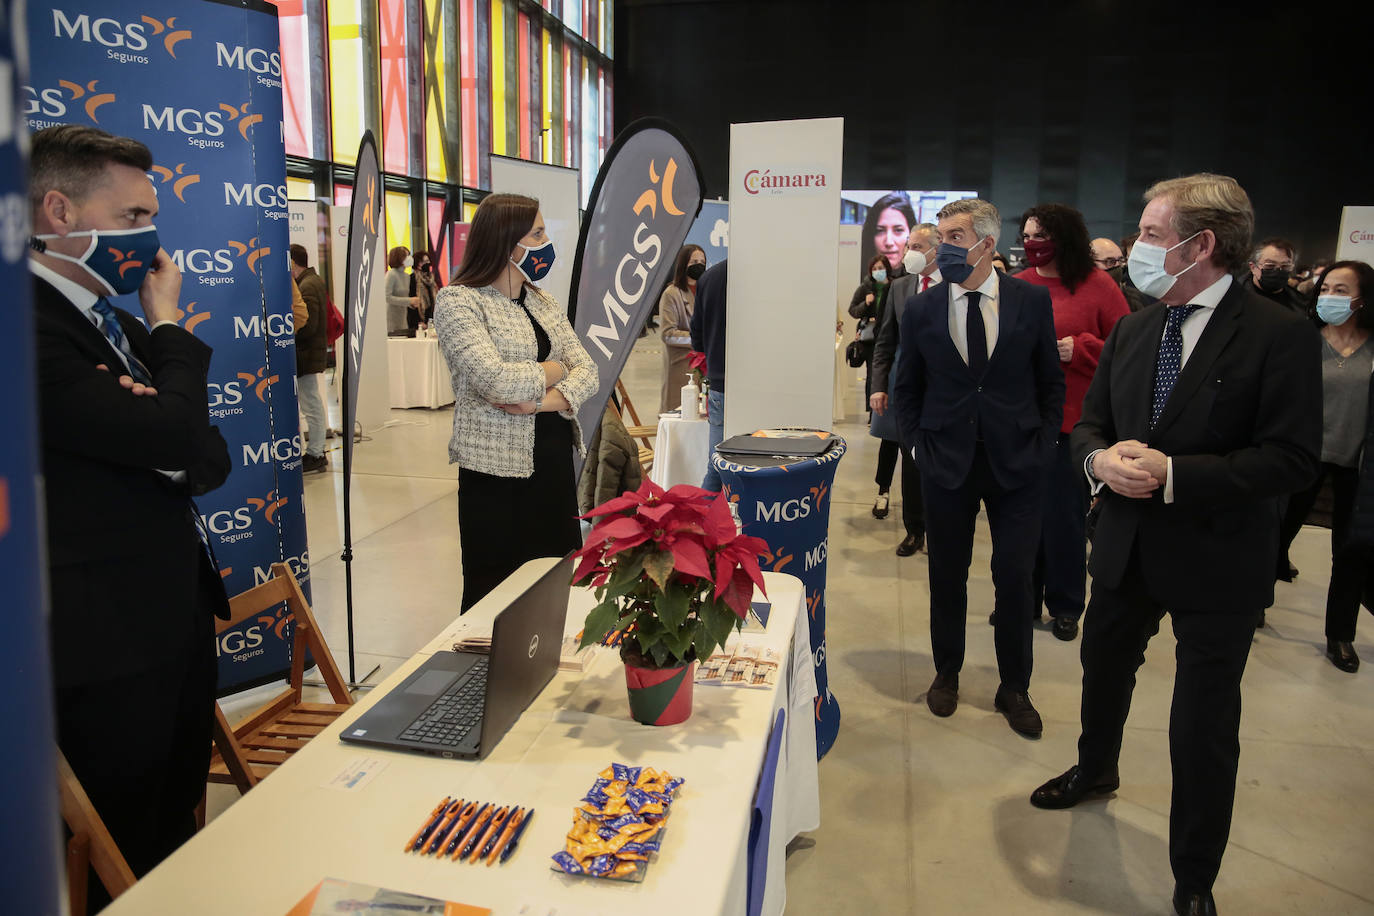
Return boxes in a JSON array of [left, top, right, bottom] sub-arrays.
[[686, 350, 707, 387], [573, 480, 770, 669]]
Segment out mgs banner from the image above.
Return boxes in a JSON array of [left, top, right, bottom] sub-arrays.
[[568, 119, 703, 476], [341, 131, 381, 475], [712, 439, 848, 758], [24, 0, 305, 694], [1, 3, 63, 911]]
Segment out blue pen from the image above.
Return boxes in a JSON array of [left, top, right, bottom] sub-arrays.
[[412, 798, 456, 852], [478, 806, 518, 860], [426, 799, 467, 855], [498, 808, 534, 863], [445, 802, 490, 858]]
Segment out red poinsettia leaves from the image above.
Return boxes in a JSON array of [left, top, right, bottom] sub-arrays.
[[665, 482, 714, 503], [603, 529, 652, 557], [702, 491, 738, 546], [687, 350, 707, 372], [637, 500, 677, 524], [669, 536, 712, 580], [592, 515, 649, 542], [578, 493, 640, 519], [720, 566, 756, 619], [572, 549, 606, 584]]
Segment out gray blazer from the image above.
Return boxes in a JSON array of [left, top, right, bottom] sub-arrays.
[[871, 271, 922, 397], [434, 283, 599, 477], [385, 268, 410, 333]]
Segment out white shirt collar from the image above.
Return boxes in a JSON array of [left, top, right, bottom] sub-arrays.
[[951, 266, 999, 303], [1183, 272, 1232, 311], [29, 257, 101, 325]]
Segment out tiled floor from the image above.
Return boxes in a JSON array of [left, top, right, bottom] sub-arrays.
[[214, 335, 1374, 915]]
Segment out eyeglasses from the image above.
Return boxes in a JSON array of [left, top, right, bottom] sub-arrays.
[[1094, 257, 1125, 268], [1256, 261, 1294, 271]]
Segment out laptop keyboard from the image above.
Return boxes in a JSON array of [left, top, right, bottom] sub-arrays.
[[399, 656, 488, 746]]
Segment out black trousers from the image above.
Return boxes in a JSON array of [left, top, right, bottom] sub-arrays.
[[1278, 462, 1367, 641], [55, 609, 216, 912], [458, 423, 581, 612], [923, 444, 1040, 691], [875, 440, 924, 538], [1033, 434, 1088, 620], [1076, 556, 1256, 893]]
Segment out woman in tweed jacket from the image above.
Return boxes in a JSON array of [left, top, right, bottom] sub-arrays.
[[434, 193, 598, 610]]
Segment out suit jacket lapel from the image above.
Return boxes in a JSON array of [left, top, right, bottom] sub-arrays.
[[924, 281, 966, 370], [34, 277, 129, 367], [985, 277, 1018, 374], [1118, 304, 1168, 440], [1151, 286, 1241, 438]]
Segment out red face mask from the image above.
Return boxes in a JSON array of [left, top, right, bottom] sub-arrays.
[[1023, 237, 1057, 268]]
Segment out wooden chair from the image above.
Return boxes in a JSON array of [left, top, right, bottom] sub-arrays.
[[58, 750, 136, 913], [207, 562, 353, 795], [615, 379, 657, 473]]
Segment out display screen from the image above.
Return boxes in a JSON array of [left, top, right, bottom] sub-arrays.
[[842, 189, 978, 279]]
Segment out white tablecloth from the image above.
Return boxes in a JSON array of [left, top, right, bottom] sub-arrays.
[[650, 414, 711, 490], [104, 560, 819, 916], [387, 336, 454, 409]]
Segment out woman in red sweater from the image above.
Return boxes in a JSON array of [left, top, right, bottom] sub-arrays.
[[1016, 204, 1130, 641]]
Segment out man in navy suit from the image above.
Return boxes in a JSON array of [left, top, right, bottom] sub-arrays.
[[1029, 174, 1320, 916], [28, 125, 230, 905], [892, 198, 1064, 737]]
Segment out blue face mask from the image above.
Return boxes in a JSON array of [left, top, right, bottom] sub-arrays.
[[1316, 294, 1358, 326], [871, 268, 887, 282], [33, 225, 161, 296], [935, 237, 987, 285], [511, 240, 555, 283]]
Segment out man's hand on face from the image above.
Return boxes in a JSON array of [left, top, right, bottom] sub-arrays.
[[138, 247, 182, 326]]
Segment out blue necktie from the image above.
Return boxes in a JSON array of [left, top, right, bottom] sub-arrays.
[[965, 290, 987, 376], [91, 298, 152, 385], [1150, 304, 1202, 428]]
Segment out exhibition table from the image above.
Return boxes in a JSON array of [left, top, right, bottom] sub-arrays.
[[103, 559, 818, 916], [649, 414, 710, 490], [388, 336, 455, 409]]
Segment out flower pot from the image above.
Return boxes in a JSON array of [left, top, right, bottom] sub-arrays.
[[624, 659, 695, 726]]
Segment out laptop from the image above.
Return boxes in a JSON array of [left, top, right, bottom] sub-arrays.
[[339, 554, 572, 760], [716, 432, 835, 458]]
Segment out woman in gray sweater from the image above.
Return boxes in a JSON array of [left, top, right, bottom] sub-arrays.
[[385, 246, 417, 335]]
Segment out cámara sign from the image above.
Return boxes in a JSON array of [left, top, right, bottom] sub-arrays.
[[742, 167, 829, 196]]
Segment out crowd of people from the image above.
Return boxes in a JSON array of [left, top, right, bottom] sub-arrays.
[[24, 118, 1370, 916]]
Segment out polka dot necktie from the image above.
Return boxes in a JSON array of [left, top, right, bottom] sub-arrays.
[[1150, 304, 1202, 428], [91, 297, 153, 386]]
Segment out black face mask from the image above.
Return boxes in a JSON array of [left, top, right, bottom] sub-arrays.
[[1258, 267, 1290, 293], [1106, 265, 1124, 284], [686, 263, 706, 281], [418, 262, 431, 273]]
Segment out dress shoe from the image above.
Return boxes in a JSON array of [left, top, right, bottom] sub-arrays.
[[926, 673, 958, 717], [302, 454, 329, 474], [1327, 639, 1360, 673], [1029, 765, 1120, 809], [1172, 886, 1217, 915], [896, 533, 923, 556], [1052, 616, 1079, 641], [1275, 561, 1299, 583], [994, 685, 1043, 738], [872, 491, 890, 519]]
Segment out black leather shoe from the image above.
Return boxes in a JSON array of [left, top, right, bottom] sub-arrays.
[[1172, 886, 1217, 915], [1275, 561, 1298, 583], [994, 685, 1043, 738], [1255, 608, 1266, 629], [872, 491, 890, 519], [1030, 765, 1120, 809], [1052, 616, 1079, 641], [896, 533, 922, 556], [926, 673, 958, 717], [1327, 639, 1360, 673]]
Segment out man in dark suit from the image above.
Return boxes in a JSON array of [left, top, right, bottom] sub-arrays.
[[892, 198, 1064, 737], [1029, 174, 1321, 916], [871, 224, 940, 556], [28, 125, 231, 898]]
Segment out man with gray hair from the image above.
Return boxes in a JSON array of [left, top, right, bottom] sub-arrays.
[[1030, 174, 1321, 916], [892, 198, 1064, 737], [1240, 236, 1306, 315]]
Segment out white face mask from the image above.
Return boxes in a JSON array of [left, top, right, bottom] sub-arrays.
[[1127, 232, 1200, 298], [403, 255, 414, 269], [902, 249, 928, 276]]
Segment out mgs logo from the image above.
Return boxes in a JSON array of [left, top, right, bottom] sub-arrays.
[[247, 489, 289, 525], [50, 10, 191, 63], [141, 100, 263, 150], [169, 237, 271, 288], [239, 365, 281, 402], [24, 78, 116, 125], [170, 300, 211, 336], [761, 544, 794, 574], [105, 245, 147, 282], [150, 163, 201, 203]]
